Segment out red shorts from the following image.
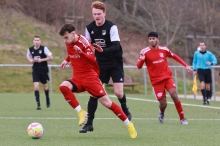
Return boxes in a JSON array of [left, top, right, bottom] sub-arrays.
[[152, 78, 176, 100], [69, 75, 106, 98]]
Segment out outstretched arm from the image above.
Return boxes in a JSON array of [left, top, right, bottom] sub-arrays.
[[172, 54, 187, 66], [172, 54, 193, 73]]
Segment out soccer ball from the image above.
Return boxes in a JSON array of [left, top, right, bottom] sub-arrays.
[[27, 122, 44, 139]]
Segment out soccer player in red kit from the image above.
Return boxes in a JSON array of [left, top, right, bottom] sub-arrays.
[[58, 23, 137, 138], [137, 32, 193, 124]]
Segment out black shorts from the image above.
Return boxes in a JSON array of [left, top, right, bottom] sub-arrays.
[[32, 68, 49, 84], [99, 61, 124, 84], [197, 69, 211, 83]]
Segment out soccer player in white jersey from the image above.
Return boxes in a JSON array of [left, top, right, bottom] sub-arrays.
[[80, 1, 131, 133], [27, 36, 53, 110]]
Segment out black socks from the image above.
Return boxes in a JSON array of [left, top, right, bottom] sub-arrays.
[[201, 89, 206, 102], [206, 90, 211, 99], [35, 90, 40, 107], [87, 96, 98, 125], [118, 94, 127, 108], [45, 90, 49, 98]]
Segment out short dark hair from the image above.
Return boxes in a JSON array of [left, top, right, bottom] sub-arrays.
[[148, 31, 158, 38], [34, 36, 40, 39], [59, 24, 75, 36], [200, 42, 206, 45]]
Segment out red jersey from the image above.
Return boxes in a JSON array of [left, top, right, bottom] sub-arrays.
[[65, 35, 100, 78], [137, 46, 187, 85]]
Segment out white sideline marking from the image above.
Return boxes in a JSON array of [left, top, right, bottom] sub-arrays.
[[1, 94, 219, 121], [108, 95, 220, 110], [0, 117, 220, 121]]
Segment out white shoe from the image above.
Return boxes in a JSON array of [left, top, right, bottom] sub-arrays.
[[180, 118, 188, 125], [207, 99, 210, 105], [158, 110, 164, 123]]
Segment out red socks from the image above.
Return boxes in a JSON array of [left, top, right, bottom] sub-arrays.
[[174, 100, 184, 120], [109, 102, 127, 121], [59, 86, 79, 109]]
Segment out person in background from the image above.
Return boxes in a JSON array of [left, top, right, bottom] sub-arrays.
[[58, 23, 137, 139], [137, 31, 193, 124], [27, 36, 53, 110], [80, 1, 131, 133], [192, 42, 217, 105]]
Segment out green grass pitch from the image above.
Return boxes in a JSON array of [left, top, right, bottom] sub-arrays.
[[1, 93, 220, 146]]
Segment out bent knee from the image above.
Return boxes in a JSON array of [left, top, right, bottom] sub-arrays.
[[160, 101, 167, 107], [114, 91, 124, 98], [34, 85, 39, 90], [161, 102, 167, 107], [34, 87, 39, 91]]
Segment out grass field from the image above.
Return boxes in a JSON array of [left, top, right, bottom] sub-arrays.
[[1, 93, 220, 146]]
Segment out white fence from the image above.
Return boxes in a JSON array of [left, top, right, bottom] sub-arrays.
[[0, 64, 220, 101]]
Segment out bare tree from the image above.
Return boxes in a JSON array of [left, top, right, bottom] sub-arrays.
[[135, 0, 188, 46], [132, 0, 139, 17], [5, 0, 220, 62], [122, 0, 127, 13], [16, 0, 72, 30]]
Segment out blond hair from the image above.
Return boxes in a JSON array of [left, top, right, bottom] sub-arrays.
[[91, 1, 106, 13]]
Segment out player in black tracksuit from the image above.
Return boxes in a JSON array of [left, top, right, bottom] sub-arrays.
[[27, 36, 53, 110], [79, 1, 131, 133]]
